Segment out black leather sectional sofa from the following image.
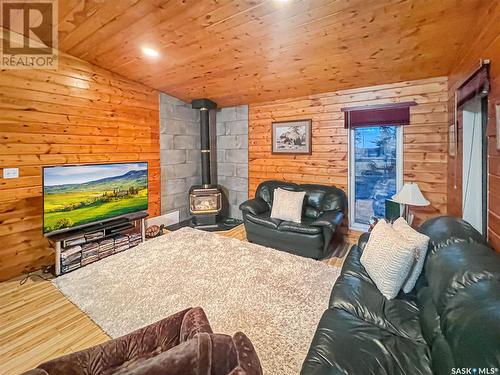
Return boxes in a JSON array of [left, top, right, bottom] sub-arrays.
[[239, 180, 347, 259], [302, 216, 500, 374]]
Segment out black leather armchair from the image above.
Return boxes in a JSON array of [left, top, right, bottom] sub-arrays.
[[239, 180, 347, 259]]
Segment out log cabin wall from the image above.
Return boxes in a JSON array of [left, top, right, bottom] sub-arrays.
[[248, 76, 448, 237], [447, 1, 500, 250], [0, 53, 160, 281]]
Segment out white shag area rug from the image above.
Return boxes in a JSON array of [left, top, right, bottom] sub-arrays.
[[53, 227, 340, 374]]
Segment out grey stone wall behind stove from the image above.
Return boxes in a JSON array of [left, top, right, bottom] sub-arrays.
[[216, 105, 249, 219], [159, 93, 200, 221]]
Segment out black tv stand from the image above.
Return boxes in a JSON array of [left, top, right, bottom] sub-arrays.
[[48, 213, 147, 276]]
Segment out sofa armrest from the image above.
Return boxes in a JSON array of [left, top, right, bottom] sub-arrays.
[[358, 232, 370, 251], [20, 370, 49, 375], [239, 198, 269, 215], [310, 211, 344, 230]]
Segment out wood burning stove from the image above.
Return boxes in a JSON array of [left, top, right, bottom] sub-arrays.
[[190, 98, 223, 227]]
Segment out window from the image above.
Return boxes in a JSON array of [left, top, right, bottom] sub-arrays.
[[349, 126, 403, 230]]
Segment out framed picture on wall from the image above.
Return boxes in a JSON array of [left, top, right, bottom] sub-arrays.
[[272, 119, 312, 154]]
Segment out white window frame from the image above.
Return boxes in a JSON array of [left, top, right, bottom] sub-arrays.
[[348, 126, 404, 231]]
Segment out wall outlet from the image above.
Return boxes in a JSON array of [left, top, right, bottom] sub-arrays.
[[3, 168, 19, 179], [147, 211, 180, 228]]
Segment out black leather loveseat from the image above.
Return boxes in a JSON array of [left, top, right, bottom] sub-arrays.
[[302, 216, 500, 374], [239, 180, 347, 259]]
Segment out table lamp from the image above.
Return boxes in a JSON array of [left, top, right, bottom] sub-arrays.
[[392, 182, 430, 224]]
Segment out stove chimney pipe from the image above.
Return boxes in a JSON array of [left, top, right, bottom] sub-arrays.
[[191, 98, 217, 188]]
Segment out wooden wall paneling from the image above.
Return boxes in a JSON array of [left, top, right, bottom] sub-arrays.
[[447, 1, 500, 251], [0, 52, 160, 281], [248, 77, 449, 237]]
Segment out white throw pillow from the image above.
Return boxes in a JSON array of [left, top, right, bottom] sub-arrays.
[[360, 220, 416, 299], [270, 188, 306, 223], [393, 217, 430, 293]]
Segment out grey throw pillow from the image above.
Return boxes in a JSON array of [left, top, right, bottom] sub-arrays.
[[360, 220, 416, 300], [392, 217, 430, 293], [270, 188, 305, 223]]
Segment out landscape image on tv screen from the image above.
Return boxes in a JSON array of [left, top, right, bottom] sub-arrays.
[[43, 163, 148, 234]]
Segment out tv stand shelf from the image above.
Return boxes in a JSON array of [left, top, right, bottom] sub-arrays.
[[48, 213, 147, 276]]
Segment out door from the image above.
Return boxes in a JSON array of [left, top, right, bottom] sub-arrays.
[[462, 96, 486, 234]]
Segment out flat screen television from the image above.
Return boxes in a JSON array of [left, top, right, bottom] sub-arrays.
[[43, 162, 148, 236]]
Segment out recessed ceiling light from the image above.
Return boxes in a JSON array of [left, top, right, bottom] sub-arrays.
[[142, 47, 159, 58]]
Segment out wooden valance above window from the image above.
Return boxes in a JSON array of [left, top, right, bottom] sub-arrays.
[[456, 62, 489, 108], [341, 101, 417, 129]]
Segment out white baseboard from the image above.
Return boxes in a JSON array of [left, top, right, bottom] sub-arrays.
[[147, 211, 180, 227]]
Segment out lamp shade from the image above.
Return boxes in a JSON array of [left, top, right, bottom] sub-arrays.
[[392, 182, 430, 206]]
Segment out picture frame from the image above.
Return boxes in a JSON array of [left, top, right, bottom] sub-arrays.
[[271, 119, 312, 155]]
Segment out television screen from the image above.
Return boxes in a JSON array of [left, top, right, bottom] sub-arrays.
[[43, 162, 148, 235]]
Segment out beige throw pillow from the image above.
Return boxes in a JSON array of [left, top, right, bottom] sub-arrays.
[[360, 220, 416, 299], [270, 188, 305, 223], [393, 217, 430, 293]]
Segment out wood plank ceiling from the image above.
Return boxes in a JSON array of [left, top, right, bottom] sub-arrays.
[[58, 0, 487, 107]]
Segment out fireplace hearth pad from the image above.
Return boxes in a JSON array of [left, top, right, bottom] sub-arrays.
[[166, 217, 243, 233]]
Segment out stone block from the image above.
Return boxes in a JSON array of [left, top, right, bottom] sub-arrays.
[[161, 194, 175, 213], [164, 178, 187, 195], [186, 149, 200, 163], [236, 135, 248, 148], [229, 204, 242, 220], [225, 192, 237, 205], [160, 92, 185, 106], [237, 191, 249, 205], [218, 175, 227, 186], [236, 105, 248, 121], [171, 192, 188, 209], [160, 134, 173, 150], [175, 105, 199, 122], [185, 120, 200, 135], [174, 163, 199, 178], [185, 175, 201, 187], [160, 150, 186, 165], [217, 135, 239, 149], [179, 206, 191, 221], [173, 135, 198, 150], [217, 107, 237, 123], [216, 122, 226, 136], [218, 163, 235, 177], [159, 103, 174, 120], [217, 149, 226, 163], [236, 163, 248, 178], [225, 149, 248, 163], [160, 165, 175, 183], [224, 177, 248, 192], [161, 119, 186, 135], [225, 120, 247, 135]]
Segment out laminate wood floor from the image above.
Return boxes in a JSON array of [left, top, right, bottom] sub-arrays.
[[0, 225, 350, 374]]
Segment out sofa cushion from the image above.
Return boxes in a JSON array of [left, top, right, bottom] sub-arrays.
[[360, 220, 416, 299], [255, 180, 299, 205], [331, 246, 424, 343], [278, 219, 322, 235], [392, 218, 430, 293], [301, 308, 432, 375], [245, 212, 282, 230], [270, 188, 306, 223]]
